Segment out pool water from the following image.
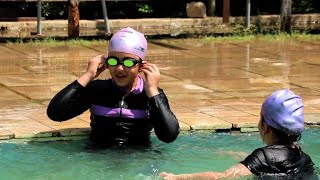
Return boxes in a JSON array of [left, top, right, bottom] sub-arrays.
[[0, 129, 319, 180]]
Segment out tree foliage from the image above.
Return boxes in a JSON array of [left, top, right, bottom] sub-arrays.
[[0, 0, 318, 19]]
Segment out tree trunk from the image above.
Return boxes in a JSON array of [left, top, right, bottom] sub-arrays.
[[223, 0, 230, 23], [68, 0, 80, 38], [280, 0, 292, 34]]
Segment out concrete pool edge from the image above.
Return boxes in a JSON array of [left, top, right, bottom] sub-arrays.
[[0, 125, 319, 143]]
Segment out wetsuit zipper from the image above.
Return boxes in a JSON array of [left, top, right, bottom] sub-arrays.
[[118, 96, 128, 145], [119, 96, 125, 118]]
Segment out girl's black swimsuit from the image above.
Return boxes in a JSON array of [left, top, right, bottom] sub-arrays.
[[241, 144, 316, 179], [47, 77, 180, 146]]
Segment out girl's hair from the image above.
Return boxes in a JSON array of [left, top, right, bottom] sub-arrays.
[[261, 116, 301, 144]]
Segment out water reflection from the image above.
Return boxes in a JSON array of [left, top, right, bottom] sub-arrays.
[[0, 38, 319, 138]]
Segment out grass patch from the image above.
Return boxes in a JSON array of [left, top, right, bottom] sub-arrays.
[[5, 37, 108, 47], [4, 32, 320, 47], [203, 32, 320, 42]]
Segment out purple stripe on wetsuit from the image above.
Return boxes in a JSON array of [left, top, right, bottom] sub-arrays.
[[91, 104, 148, 119]]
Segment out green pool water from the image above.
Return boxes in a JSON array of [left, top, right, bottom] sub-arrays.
[[0, 129, 319, 180]]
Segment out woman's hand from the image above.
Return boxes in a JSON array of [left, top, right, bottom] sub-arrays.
[[77, 55, 107, 87], [86, 55, 107, 79], [160, 171, 223, 180], [140, 62, 160, 98], [160, 172, 182, 180]]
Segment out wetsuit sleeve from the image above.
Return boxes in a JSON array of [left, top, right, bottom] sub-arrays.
[[240, 148, 267, 176], [47, 80, 91, 121], [149, 90, 180, 143]]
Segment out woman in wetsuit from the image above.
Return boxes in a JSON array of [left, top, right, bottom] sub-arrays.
[[160, 89, 316, 179], [47, 27, 180, 147]]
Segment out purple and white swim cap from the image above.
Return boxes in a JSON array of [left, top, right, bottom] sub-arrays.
[[108, 27, 147, 60], [261, 89, 304, 135]]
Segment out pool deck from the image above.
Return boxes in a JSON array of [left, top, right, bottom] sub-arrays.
[[0, 38, 320, 142]]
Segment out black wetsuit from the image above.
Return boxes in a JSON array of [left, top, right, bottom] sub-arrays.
[[241, 145, 316, 179], [47, 77, 180, 146]]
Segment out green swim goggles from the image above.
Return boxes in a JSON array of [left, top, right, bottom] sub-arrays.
[[106, 56, 143, 68]]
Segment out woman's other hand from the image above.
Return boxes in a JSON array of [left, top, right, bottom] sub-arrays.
[[78, 55, 107, 87], [140, 62, 160, 98]]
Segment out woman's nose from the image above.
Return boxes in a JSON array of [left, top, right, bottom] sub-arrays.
[[115, 64, 125, 71]]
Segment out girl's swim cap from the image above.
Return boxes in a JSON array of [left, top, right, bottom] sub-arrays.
[[261, 89, 304, 135], [108, 27, 147, 60]]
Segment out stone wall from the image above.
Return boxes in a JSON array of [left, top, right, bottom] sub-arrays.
[[0, 14, 319, 38]]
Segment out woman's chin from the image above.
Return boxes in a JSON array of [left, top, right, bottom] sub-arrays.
[[114, 81, 130, 90]]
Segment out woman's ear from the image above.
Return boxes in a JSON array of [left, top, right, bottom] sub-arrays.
[[138, 63, 144, 72], [261, 121, 269, 134], [265, 124, 273, 136], [103, 55, 109, 69]]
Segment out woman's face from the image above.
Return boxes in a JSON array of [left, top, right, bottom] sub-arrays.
[[107, 51, 142, 92]]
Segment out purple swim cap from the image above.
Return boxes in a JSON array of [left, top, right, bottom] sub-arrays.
[[108, 27, 147, 60], [261, 89, 304, 135]]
